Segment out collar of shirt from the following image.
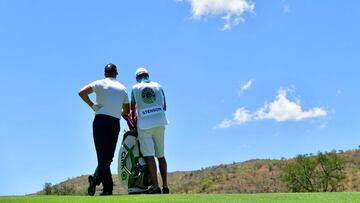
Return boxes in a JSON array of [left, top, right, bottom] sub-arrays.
[[139, 77, 150, 83], [105, 77, 117, 81]]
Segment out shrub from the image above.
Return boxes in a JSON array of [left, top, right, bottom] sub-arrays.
[[52, 185, 76, 195]]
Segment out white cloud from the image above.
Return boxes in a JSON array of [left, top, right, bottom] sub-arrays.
[[254, 88, 327, 122], [214, 87, 328, 129], [214, 107, 251, 129], [234, 107, 252, 122], [179, 0, 255, 30], [239, 79, 253, 95]]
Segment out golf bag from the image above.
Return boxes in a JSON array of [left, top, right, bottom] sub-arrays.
[[118, 129, 151, 194]]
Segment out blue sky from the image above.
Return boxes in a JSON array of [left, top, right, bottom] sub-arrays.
[[0, 0, 359, 196]]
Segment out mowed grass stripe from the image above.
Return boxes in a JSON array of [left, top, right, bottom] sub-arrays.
[[1, 193, 360, 203]]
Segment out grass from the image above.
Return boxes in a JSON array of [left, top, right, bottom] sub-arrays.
[[1, 193, 360, 203]]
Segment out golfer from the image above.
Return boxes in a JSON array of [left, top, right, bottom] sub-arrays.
[[131, 67, 169, 194], [78, 63, 132, 196]]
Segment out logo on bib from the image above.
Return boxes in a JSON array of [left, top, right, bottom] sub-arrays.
[[141, 87, 156, 104]]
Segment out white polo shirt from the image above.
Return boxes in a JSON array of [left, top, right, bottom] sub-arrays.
[[89, 77, 129, 119]]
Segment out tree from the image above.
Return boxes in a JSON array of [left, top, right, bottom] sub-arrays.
[[43, 182, 52, 195], [281, 154, 318, 192], [281, 151, 345, 192], [316, 151, 346, 192]]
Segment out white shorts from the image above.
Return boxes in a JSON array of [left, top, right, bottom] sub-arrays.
[[138, 126, 165, 158]]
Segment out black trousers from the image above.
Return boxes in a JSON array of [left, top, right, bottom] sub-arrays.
[[92, 114, 120, 192]]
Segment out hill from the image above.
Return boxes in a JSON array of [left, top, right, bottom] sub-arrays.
[[37, 149, 360, 195]]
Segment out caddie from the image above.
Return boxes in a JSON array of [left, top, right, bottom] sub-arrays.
[[130, 67, 169, 194]]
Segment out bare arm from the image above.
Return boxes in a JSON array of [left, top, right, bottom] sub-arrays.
[[130, 89, 136, 115], [78, 85, 94, 109], [130, 102, 136, 112], [122, 103, 130, 118], [123, 103, 136, 130], [130, 101, 137, 120]]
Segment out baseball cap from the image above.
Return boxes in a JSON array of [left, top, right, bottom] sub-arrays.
[[104, 63, 118, 74], [135, 67, 149, 76]]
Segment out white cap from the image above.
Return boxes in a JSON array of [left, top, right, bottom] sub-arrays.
[[135, 67, 149, 76]]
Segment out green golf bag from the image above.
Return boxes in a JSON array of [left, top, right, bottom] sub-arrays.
[[118, 129, 151, 194]]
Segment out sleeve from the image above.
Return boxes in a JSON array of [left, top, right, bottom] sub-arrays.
[[123, 89, 129, 104], [89, 80, 99, 92]]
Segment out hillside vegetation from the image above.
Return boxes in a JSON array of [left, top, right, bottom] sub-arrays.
[[38, 149, 360, 195]]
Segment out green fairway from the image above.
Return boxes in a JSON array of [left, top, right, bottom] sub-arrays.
[[1, 193, 360, 203]]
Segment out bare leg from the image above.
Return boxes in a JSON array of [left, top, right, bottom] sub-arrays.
[[158, 157, 168, 187], [144, 156, 159, 188]]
